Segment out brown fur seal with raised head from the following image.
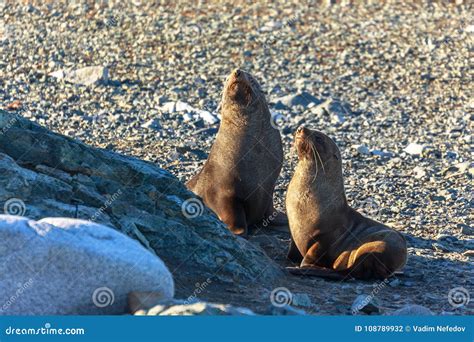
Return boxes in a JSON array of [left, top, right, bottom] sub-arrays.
[[286, 126, 407, 279], [187, 69, 284, 236]]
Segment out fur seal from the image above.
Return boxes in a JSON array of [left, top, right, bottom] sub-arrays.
[[286, 126, 407, 279], [187, 69, 284, 235]]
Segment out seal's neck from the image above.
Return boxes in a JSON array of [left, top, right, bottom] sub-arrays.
[[221, 105, 271, 135], [295, 158, 348, 209]]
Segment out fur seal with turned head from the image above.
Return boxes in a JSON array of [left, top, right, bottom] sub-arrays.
[[186, 69, 284, 236], [286, 126, 407, 280]]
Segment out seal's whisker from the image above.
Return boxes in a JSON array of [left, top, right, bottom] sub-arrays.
[[314, 145, 326, 174], [309, 141, 319, 183]]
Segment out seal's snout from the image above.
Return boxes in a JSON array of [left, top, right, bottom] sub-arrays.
[[296, 126, 308, 138], [230, 68, 244, 82], [224, 68, 253, 105]]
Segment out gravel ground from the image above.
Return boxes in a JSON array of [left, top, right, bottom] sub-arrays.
[[1, 0, 472, 314]]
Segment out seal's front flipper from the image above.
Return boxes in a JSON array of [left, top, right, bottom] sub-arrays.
[[220, 198, 248, 237], [286, 266, 351, 281]]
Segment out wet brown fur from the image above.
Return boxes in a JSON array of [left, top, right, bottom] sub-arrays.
[[187, 69, 284, 235], [286, 127, 407, 279]]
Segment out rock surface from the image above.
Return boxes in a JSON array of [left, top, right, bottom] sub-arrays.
[[134, 299, 256, 316], [0, 111, 282, 296], [392, 304, 434, 316], [0, 215, 174, 315], [50, 66, 109, 86]]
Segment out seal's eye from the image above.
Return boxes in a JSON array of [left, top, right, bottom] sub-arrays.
[[314, 136, 324, 145], [334, 154, 339, 160]]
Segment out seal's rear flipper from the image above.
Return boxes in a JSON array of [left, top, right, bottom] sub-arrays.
[[286, 266, 352, 281]]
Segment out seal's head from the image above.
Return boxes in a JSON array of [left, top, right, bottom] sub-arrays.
[[294, 126, 344, 192], [220, 69, 267, 119], [295, 126, 341, 163]]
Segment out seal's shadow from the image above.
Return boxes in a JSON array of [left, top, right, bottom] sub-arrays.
[[249, 225, 471, 284]]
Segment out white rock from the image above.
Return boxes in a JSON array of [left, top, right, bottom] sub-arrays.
[[195, 109, 219, 125], [49, 69, 65, 79], [161, 102, 177, 113], [292, 293, 313, 308], [371, 149, 393, 158], [413, 166, 427, 179], [142, 118, 161, 130], [50, 66, 109, 86], [404, 143, 425, 156], [354, 144, 371, 155], [161, 101, 218, 124], [392, 304, 433, 316], [0, 215, 174, 315], [331, 112, 345, 124], [351, 294, 379, 314], [465, 25, 474, 33], [137, 300, 255, 316], [260, 20, 283, 32], [175, 100, 195, 112], [182, 113, 194, 122]]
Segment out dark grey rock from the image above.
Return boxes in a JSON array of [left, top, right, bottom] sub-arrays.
[[0, 111, 282, 289], [273, 91, 322, 110]]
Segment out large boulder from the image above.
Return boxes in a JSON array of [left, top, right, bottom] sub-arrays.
[[0, 111, 282, 292], [0, 215, 174, 315]]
